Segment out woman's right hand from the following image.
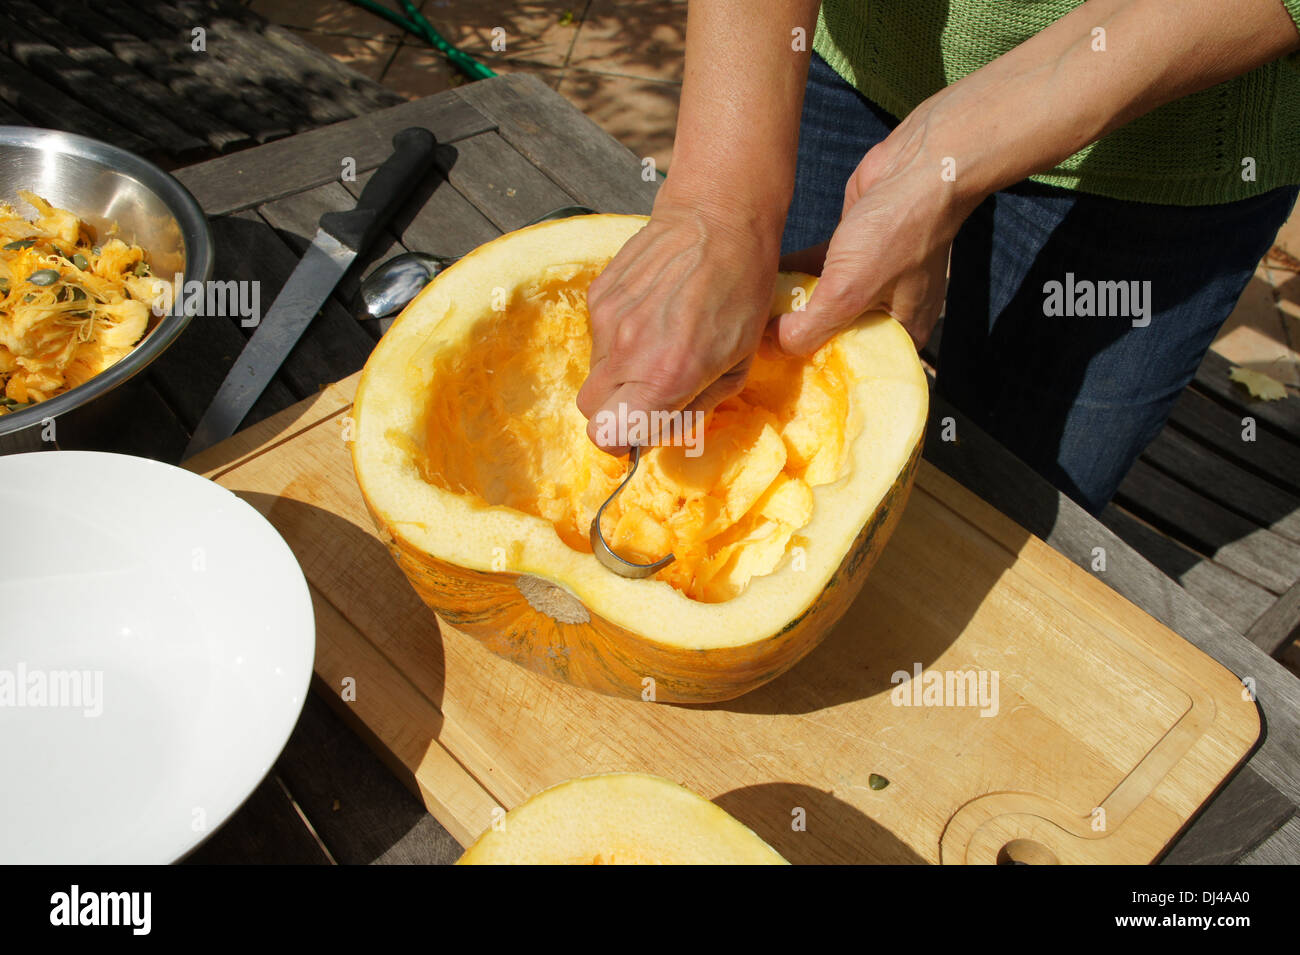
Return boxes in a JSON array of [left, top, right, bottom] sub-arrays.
[[575, 197, 782, 455]]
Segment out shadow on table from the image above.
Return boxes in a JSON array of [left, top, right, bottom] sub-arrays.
[[714, 781, 926, 864], [190, 490, 462, 864], [705, 408, 1042, 715], [182, 424, 1049, 861]]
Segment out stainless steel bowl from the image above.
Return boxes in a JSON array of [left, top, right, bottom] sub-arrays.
[[0, 127, 213, 448]]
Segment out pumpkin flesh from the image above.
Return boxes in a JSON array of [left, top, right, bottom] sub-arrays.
[[456, 772, 787, 865], [350, 214, 927, 702], [418, 264, 851, 602]]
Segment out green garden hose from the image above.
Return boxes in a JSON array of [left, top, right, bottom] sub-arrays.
[[345, 0, 496, 81], [343, 2, 666, 177]]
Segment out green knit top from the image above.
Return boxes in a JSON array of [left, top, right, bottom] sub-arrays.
[[813, 0, 1300, 205]]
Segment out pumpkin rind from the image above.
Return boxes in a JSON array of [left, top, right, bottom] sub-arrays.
[[350, 213, 927, 704], [456, 772, 788, 865], [365, 438, 921, 703]]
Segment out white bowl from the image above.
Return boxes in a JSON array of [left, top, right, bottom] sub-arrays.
[[0, 451, 314, 863]]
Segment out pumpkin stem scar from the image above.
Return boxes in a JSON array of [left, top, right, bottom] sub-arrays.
[[517, 574, 590, 624]]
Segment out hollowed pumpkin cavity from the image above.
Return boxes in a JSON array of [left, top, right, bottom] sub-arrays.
[[419, 266, 854, 602]]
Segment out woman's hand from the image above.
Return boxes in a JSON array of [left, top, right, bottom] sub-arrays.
[[776, 0, 1300, 360], [576, 199, 781, 454], [775, 114, 972, 356], [572, 0, 818, 454]]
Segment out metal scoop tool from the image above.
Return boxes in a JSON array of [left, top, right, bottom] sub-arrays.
[[589, 445, 676, 578]]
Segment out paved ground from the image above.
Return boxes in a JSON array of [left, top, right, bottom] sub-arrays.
[[247, 0, 1300, 397], [248, 0, 682, 171]]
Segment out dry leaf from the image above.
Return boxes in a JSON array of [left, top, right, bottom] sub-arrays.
[[1229, 365, 1289, 401]]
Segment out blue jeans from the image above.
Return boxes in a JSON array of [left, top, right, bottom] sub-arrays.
[[783, 52, 1299, 514]]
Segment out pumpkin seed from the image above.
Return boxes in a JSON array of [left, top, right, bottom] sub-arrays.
[[3, 239, 35, 251], [27, 269, 60, 286], [0, 279, 8, 293], [71, 253, 89, 271], [868, 773, 890, 790], [91, 246, 101, 255], [133, 262, 150, 277]]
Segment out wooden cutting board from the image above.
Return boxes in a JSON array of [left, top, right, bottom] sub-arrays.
[[187, 373, 1260, 864]]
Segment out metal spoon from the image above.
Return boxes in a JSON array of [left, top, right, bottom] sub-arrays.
[[589, 444, 676, 578], [355, 250, 457, 320], [354, 204, 596, 321]]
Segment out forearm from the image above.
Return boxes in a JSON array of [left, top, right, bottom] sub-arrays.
[[658, 0, 820, 244], [898, 0, 1300, 217]]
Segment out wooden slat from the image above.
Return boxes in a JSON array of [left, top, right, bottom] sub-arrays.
[[350, 167, 501, 260], [150, 0, 379, 128], [1099, 504, 1275, 636], [1239, 814, 1300, 864], [923, 389, 1300, 811], [0, 98, 28, 125], [41, 0, 290, 145], [1168, 387, 1300, 497], [0, 8, 206, 156], [1195, 346, 1300, 439], [1140, 426, 1300, 543], [454, 73, 657, 214], [54, 372, 191, 463], [1244, 578, 1300, 656], [7, 0, 246, 152], [302, 589, 500, 853], [95, 0, 304, 139], [181, 773, 334, 864], [1159, 764, 1295, 864], [434, 131, 577, 231], [256, 23, 406, 113], [180, 376, 359, 477], [174, 95, 495, 215], [1116, 459, 1300, 595], [270, 690, 463, 864], [197, 0, 405, 112], [0, 48, 153, 154]]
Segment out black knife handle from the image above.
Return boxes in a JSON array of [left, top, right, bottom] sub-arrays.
[[320, 127, 437, 253]]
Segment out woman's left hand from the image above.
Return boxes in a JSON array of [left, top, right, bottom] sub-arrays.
[[775, 112, 973, 355]]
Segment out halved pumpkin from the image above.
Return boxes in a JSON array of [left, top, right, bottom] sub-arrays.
[[456, 772, 786, 865], [350, 214, 927, 703]]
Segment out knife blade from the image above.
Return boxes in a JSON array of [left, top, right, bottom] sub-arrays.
[[183, 126, 437, 458]]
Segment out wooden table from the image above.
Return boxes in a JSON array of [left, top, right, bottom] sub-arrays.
[[0, 0, 405, 166], [50, 76, 1300, 864]]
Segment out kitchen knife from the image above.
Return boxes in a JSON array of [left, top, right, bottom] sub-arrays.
[[183, 126, 437, 458]]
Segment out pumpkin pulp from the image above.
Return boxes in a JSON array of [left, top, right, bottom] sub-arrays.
[[456, 773, 787, 865], [419, 263, 854, 603]]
